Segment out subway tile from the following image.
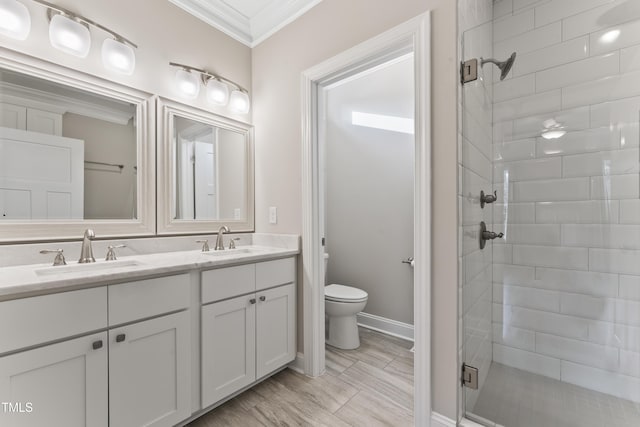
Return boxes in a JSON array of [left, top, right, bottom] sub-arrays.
[[536, 200, 619, 224], [461, 168, 491, 205], [561, 361, 640, 403], [620, 122, 639, 149], [591, 248, 640, 275], [514, 0, 551, 12], [619, 350, 640, 378], [536, 332, 619, 371], [535, 267, 618, 297], [494, 10, 535, 43], [462, 225, 481, 257], [493, 343, 561, 379], [494, 138, 536, 162], [494, 120, 515, 143], [493, 243, 513, 264], [591, 19, 640, 56], [464, 247, 492, 283], [563, 70, 640, 110], [562, 1, 639, 40], [591, 174, 640, 200], [537, 127, 620, 158], [560, 293, 615, 322], [589, 321, 640, 352], [535, 0, 615, 28], [493, 203, 536, 224], [493, 303, 505, 323], [458, 0, 493, 32], [493, 74, 536, 103], [513, 178, 590, 202], [495, 157, 562, 183], [591, 96, 640, 128], [513, 245, 588, 269], [495, 283, 560, 311], [494, 22, 561, 58], [504, 224, 561, 246], [620, 200, 640, 224], [463, 138, 493, 181], [563, 149, 639, 178], [513, 106, 590, 139], [494, 0, 513, 19], [505, 305, 589, 339], [562, 224, 640, 249], [621, 44, 640, 73], [463, 111, 492, 160], [492, 323, 536, 351], [513, 37, 589, 77], [494, 89, 561, 122], [494, 263, 536, 285], [620, 275, 640, 302], [464, 267, 492, 314], [535, 52, 619, 93]]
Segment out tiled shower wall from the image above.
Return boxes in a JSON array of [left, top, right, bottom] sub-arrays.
[[492, 0, 640, 402], [458, 0, 494, 413]]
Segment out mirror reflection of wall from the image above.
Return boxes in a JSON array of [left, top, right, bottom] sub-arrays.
[[0, 68, 137, 221], [173, 116, 247, 221]]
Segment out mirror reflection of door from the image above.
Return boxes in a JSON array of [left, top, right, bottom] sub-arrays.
[[194, 138, 218, 220]]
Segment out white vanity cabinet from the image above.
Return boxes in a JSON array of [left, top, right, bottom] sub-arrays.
[[201, 257, 296, 408]]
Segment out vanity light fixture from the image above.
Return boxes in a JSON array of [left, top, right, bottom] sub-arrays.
[[169, 62, 251, 114], [0, 0, 31, 40], [31, 0, 137, 74]]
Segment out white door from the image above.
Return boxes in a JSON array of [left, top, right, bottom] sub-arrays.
[[0, 332, 108, 427], [256, 284, 296, 379], [201, 295, 256, 407], [109, 311, 190, 427], [0, 127, 84, 219], [194, 140, 217, 219]]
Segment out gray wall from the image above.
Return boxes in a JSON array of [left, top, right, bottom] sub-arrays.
[[325, 57, 414, 325]]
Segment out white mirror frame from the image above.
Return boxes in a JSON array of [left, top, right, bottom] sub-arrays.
[[0, 47, 155, 242], [157, 97, 255, 235]]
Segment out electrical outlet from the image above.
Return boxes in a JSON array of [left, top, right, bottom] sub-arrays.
[[269, 207, 277, 224]]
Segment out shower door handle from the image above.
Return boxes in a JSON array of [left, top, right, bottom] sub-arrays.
[[402, 257, 414, 267]]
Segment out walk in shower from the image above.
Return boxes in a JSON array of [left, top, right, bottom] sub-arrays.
[[459, 1, 640, 426]]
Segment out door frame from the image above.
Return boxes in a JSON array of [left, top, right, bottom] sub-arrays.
[[300, 12, 432, 425]]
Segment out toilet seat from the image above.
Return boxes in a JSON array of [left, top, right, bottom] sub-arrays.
[[325, 284, 368, 303]]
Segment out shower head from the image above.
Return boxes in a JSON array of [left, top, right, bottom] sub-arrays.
[[480, 52, 516, 80]]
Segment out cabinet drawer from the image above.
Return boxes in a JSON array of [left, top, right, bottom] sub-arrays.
[[0, 287, 107, 355], [202, 264, 255, 304], [109, 274, 190, 326], [256, 258, 295, 291]]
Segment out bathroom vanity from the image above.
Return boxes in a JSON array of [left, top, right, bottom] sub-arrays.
[[0, 243, 298, 427]]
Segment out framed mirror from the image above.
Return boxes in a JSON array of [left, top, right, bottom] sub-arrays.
[[0, 47, 155, 242], [157, 98, 254, 235]]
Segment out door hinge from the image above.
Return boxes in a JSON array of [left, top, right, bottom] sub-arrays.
[[321, 237, 325, 246], [462, 364, 479, 389], [461, 59, 478, 84]]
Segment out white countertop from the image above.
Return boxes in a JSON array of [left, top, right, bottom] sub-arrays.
[[0, 245, 299, 301]]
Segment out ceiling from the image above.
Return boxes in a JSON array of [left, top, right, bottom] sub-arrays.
[[168, 0, 323, 48]]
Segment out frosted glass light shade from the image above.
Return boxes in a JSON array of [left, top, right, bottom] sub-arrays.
[[49, 14, 90, 58], [206, 79, 229, 105], [102, 38, 135, 75], [229, 89, 250, 114], [175, 69, 200, 99], [0, 0, 31, 40]]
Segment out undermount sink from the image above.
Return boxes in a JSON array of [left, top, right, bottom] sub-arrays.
[[35, 259, 142, 276], [201, 248, 254, 257]]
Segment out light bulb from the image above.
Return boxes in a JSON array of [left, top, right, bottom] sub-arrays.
[[102, 38, 135, 75], [175, 68, 200, 99], [229, 89, 250, 114], [0, 0, 30, 40], [206, 78, 229, 105], [49, 13, 90, 58]]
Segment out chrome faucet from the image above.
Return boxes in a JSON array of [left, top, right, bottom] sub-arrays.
[[78, 229, 96, 263], [215, 226, 230, 250]]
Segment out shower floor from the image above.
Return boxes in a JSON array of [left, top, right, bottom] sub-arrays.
[[470, 362, 640, 427]]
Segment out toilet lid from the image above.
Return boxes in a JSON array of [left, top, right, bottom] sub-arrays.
[[325, 284, 368, 302]]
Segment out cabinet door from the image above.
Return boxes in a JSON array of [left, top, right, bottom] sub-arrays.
[[202, 295, 256, 407], [256, 283, 296, 378], [0, 103, 26, 129], [0, 332, 108, 427], [26, 108, 62, 136], [109, 311, 190, 427]]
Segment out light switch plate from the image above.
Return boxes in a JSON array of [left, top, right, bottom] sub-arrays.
[[269, 207, 277, 224]]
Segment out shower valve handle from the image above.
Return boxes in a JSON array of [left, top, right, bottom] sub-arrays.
[[482, 230, 504, 240], [480, 190, 498, 208]]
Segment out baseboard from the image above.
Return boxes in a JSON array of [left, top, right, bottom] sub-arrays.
[[431, 411, 457, 427], [288, 352, 305, 374], [357, 312, 414, 342]]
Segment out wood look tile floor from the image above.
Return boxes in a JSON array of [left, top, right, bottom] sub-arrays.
[[189, 328, 414, 426]]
